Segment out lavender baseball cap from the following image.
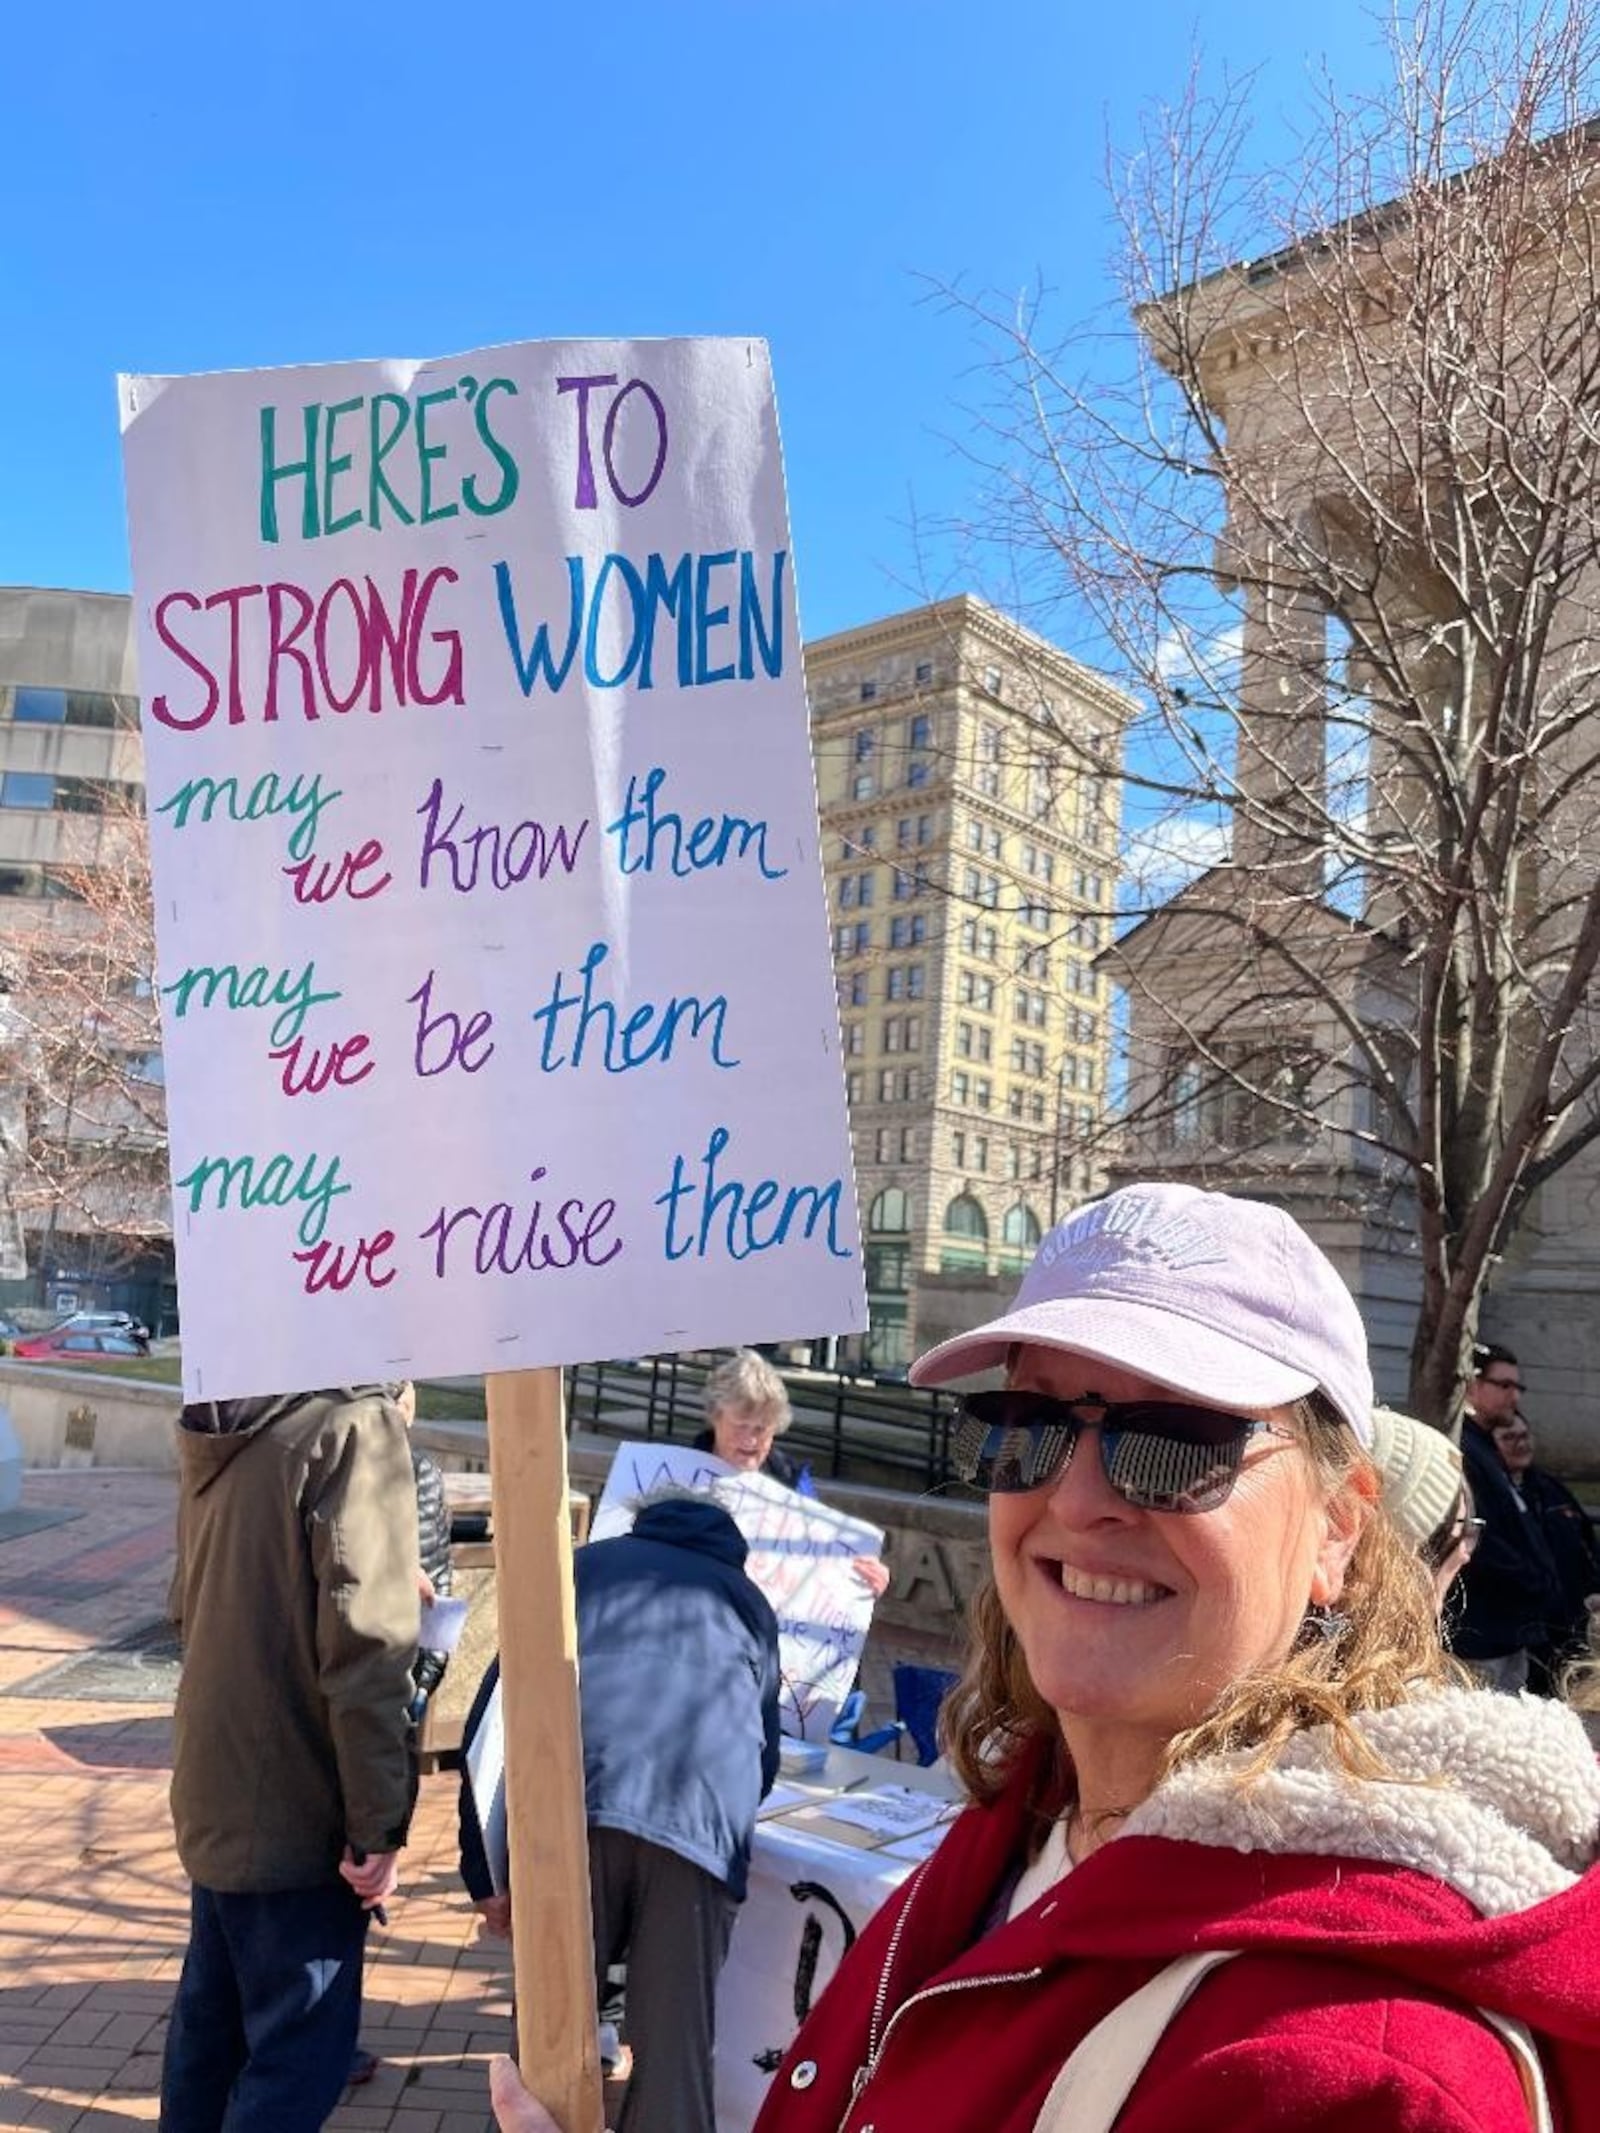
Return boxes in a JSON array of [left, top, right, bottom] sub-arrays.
[[909, 1181, 1375, 1447]]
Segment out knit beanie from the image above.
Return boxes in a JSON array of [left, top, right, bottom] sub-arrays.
[[1369, 1405, 1464, 1551]]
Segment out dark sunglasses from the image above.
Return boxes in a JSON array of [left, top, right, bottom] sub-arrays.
[[952, 1389, 1295, 1513]]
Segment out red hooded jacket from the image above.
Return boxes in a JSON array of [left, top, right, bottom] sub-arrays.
[[753, 1687, 1600, 2132]]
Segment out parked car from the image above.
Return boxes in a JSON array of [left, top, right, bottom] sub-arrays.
[[57, 1310, 151, 1347], [13, 1327, 150, 1362]]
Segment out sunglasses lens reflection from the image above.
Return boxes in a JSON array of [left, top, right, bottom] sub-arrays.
[[954, 1395, 1255, 1513]]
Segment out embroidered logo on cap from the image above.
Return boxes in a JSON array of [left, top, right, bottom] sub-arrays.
[[1037, 1194, 1231, 1277]]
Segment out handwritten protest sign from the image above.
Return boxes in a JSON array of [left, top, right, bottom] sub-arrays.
[[118, 340, 866, 1400], [592, 1438, 884, 1739]]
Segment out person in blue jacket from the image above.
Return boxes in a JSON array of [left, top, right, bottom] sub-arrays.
[[460, 1488, 781, 2133]]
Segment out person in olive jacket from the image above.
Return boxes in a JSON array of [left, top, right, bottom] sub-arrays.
[[160, 1385, 421, 2133]]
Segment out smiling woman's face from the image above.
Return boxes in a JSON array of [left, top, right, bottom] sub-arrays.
[[988, 1348, 1358, 1757]]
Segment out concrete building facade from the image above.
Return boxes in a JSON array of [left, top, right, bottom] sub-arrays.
[[0, 587, 171, 1331]]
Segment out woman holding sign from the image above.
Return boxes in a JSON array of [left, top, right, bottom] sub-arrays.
[[695, 1349, 890, 1597], [511, 1184, 1600, 2132]]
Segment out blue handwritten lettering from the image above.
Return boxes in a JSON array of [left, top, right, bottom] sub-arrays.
[[605, 766, 786, 881], [655, 1125, 851, 1262], [530, 940, 737, 1073]]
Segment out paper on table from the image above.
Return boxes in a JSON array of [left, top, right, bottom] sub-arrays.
[[755, 1781, 825, 1819], [878, 1820, 958, 1864], [418, 1594, 470, 1654], [804, 1786, 949, 1841]]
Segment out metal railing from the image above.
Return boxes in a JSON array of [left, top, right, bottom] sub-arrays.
[[561, 1351, 967, 1494]]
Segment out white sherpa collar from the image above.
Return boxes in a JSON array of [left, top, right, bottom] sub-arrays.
[[1121, 1685, 1600, 1918]]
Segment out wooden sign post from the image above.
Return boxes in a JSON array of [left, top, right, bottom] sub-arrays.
[[486, 1367, 604, 2133]]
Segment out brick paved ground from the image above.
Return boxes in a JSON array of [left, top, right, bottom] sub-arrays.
[[0, 1468, 516, 2131]]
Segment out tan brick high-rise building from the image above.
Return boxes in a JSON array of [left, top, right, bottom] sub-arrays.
[[806, 597, 1134, 1370]]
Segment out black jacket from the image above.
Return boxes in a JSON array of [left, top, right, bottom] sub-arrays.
[[461, 1496, 781, 1901], [1520, 1463, 1600, 1656], [1451, 1418, 1566, 1661]]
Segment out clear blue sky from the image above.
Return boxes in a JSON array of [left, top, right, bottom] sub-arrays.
[[3, 0, 1387, 642]]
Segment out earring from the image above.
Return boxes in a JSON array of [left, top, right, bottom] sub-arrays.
[[1297, 1602, 1350, 1648]]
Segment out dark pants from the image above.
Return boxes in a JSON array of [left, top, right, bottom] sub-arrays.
[[589, 1827, 738, 2133], [159, 1880, 368, 2133]]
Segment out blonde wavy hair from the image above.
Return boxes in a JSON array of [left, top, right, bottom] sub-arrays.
[[943, 1393, 1461, 1816]]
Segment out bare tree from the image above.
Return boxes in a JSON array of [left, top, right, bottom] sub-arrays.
[[954, 0, 1600, 1422], [0, 796, 168, 1294]]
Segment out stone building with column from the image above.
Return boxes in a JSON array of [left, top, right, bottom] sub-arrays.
[[1101, 138, 1600, 1470]]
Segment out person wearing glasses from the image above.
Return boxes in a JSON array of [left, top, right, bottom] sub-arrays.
[[1491, 1412, 1600, 1689], [1452, 1344, 1566, 1692], [497, 1186, 1600, 2133], [1369, 1405, 1481, 1608], [737, 1185, 1598, 2133]]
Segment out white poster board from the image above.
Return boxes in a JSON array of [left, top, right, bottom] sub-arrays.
[[592, 1438, 884, 1741], [119, 340, 865, 1400]]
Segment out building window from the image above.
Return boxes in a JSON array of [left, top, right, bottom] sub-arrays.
[[1, 772, 55, 809], [854, 726, 876, 760], [1014, 988, 1048, 1028], [952, 1069, 970, 1106], [843, 1021, 866, 1056], [909, 713, 932, 750], [983, 666, 1003, 697], [869, 1187, 911, 1232], [972, 1135, 989, 1174], [952, 1128, 966, 1168], [860, 681, 878, 704], [838, 972, 869, 1009], [974, 1077, 993, 1111], [1010, 1039, 1046, 1078], [12, 687, 66, 723], [899, 1127, 915, 1161], [874, 1128, 891, 1163], [944, 1194, 988, 1240], [1029, 765, 1052, 820], [878, 1068, 897, 1101], [976, 721, 1002, 798], [852, 772, 875, 801], [846, 1071, 864, 1103], [905, 1015, 922, 1052], [906, 759, 930, 789], [1002, 1203, 1043, 1252], [889, 913, 927, 949], [915, 660, 933, 684]]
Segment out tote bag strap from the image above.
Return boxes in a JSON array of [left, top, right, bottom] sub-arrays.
[[1476, 2007, 1554, 2133], [1031, 1950, 1553, 2133], [1031, 1951, 1237, 2133]]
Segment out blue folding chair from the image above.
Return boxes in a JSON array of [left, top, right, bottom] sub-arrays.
[[829, 1664, 959, 1764], [891, 1663, 959, 1767]]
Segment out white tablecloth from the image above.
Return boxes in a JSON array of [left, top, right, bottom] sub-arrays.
[[714, 1748, 958, 2132]]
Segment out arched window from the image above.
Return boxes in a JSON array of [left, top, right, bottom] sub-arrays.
[[869, 1188, 911, 1234], [1002, 1203, 1042, 1250], [943, 1194, 988, 1241]]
